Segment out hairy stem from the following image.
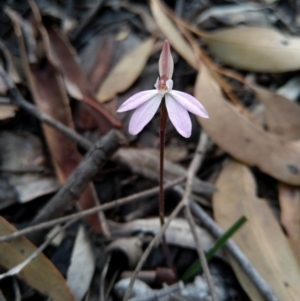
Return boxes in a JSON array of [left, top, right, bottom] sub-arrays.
[[159, 99, 176, 274], [159, 99, 168, 225]]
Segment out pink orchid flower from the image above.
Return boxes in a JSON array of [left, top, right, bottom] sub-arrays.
[[117, 40, 209, 138]]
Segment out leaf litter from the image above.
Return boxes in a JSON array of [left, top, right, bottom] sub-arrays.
[[0, 1, 300, 301]]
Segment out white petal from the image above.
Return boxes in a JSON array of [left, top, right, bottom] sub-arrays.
[[166, 79, 173, 91], [129, 94, 163, 135], [168, 90, 209, 118], [165, 94, 192, 138], [117, 90, 158, 112]]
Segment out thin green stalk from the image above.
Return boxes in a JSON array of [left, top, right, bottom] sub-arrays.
[[182, 216, 247, 282]]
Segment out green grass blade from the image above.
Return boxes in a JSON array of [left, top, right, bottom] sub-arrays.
[[181, 215, 247, 282]]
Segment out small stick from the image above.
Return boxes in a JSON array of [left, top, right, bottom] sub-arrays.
[[28, 130, 124, 243], [0, 177, 185, 243], [181, 131, 218, 301], [100, 254, 111, 301]]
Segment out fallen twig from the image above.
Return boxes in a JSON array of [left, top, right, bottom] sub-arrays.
[[180, 131, 218, 301], [0, 177, 185, 242], [28, 130, 124, 243]]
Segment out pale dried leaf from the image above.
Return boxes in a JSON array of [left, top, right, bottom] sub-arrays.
[[0, 217, 76, 301], [205, 27, 300, 72], [0, 105, 17, 120], [196, 4, 269, 27], [113, 147, 215, 195], [251, 83, 300, 140], [150, 0, 198, 69], [279, 183, 300, 267], [0, 132, 59, 203], [195, 65, 300, 185], [67, 226, 95, 301], [213, 160, 300, 301], [97, 38, 155, 103], [109, 218, 219, 255]]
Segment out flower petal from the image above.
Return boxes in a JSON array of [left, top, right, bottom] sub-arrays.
[[159, 40, 174, 79], [117, 90, 158, 112], [168, 90, 209, 118], [165, 94, 192, 138], [129, 94, 162, 135]]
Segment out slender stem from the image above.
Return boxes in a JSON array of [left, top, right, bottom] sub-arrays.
[[159, 99, 168, 225], [159, 99, 176, 274]]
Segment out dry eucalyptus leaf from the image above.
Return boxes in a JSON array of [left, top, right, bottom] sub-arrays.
[[205, 27, 300, 72], [150, 0, 198, 69], [148, 146, 188, 162], [195, 4, 269, 27], [113, 147, 215, 195], [213, 160, 300, 301], [47, 26, 121, 130], [251, 83, 300, 140], [0, 131, 59, 204], [279, 183, 300, 267], [251, 83, 300, 267], [109, 218, 219, 255], [0, 217, 76, 301], [97, 38, 155, 103], [195, 65, 300, 185], [67, 226, 95, 301]]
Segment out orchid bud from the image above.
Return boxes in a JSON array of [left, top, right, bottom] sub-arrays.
[[159, 40, 174, 79]]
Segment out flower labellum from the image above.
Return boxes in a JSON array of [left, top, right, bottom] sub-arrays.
[[117, 40, 209, 138]]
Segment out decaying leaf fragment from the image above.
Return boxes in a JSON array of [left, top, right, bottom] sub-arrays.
[[67, 226, 95, 301], [213, 160, 300, 301], [195, 65, 300, 185], [205, 26, 300, 72], [97, 37, 155, 103], [0, 217, 76, 301]]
